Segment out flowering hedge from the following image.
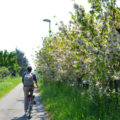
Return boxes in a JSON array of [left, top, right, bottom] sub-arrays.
[[35, 0, 120, 103]]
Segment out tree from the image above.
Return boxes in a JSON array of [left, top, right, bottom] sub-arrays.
[[35, 0, 120, 104], [14, 48, 29, 76], [0, 50, 21, 76]]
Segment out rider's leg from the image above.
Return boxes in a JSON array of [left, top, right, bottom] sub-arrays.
[[29, 87, 34, 95], [23, 86, 31, 112]]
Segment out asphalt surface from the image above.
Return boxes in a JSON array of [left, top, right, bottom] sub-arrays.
[[0, 84, 47, 120]]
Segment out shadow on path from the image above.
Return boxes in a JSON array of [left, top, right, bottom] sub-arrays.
[[11, 88, 47, 120], [11, 115, 28, 120], [16, 99, 24, 103], [12, 115, 46, 120], [31, 93, 47, 119]]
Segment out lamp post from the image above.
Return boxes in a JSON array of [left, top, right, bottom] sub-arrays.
[[43, 19, 51, 37]]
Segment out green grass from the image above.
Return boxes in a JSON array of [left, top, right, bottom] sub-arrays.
[[38, 80, 120, 120], [0, 76, 21, 99]]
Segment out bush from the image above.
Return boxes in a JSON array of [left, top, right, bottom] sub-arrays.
[[0, 67, 10, 78]]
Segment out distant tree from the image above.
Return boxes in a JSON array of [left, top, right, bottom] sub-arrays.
[[0, 50, 21, 76], [14, 48, 29, 76]]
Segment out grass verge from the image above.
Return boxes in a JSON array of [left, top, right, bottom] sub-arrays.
[[38, 80, 120, 120], [0, 76, 21, 99]]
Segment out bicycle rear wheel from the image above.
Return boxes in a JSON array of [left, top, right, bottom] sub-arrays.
[[28, 106, 32, 118], [28, 101, 32, 118]]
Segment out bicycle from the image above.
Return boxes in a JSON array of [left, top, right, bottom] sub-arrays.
[[27, 88, 35, 119]]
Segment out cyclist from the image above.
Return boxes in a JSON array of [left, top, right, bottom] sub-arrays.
[[22, 66, 39, 115]]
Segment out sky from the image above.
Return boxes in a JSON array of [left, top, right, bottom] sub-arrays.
[[0, 0, 95, 68]]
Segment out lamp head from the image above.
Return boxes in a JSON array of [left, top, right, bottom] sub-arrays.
[[43, 19, 51, 22]]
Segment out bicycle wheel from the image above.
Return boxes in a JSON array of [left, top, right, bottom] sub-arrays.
[[28, 101, 33, 119]]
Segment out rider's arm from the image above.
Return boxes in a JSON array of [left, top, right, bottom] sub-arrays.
[[22, 72, 26, 84], [33, 74, 39, 88], [22, 73, 25, 84]]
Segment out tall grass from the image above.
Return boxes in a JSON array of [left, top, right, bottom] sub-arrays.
[[38, 80, 120, 120], [0, 76, 21, 99]]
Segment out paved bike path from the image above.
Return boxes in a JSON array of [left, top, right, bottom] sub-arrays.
[[0, 84, 47, 120]]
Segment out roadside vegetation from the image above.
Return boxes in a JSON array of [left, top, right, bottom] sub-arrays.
[[0, 76, 21, 99], [35, 0, 120, 119], [0, 49, 29, 99], [39, 78, 120, 120]]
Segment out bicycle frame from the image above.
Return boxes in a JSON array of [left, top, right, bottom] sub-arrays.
[[27, 88, 34, 119]]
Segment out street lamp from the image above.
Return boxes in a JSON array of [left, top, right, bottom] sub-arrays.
[[43, 19, 51, 37]]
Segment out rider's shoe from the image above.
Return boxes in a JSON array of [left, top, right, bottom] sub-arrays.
[[24, 112, 27, 116], [33, 95, 36, 104], [24, 110, 27, 116], [33, 100, 36, 104]]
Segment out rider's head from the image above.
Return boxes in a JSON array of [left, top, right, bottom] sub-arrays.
[[27, 66, 32, 73]]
